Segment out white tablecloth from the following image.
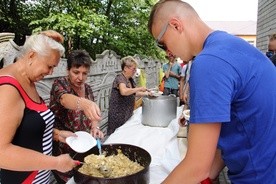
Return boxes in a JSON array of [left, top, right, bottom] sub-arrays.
[[67, 106, 187, 184]]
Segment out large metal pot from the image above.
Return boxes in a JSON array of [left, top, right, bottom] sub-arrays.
[[142, 95, 177, 127], [73, 144, 151, 184]]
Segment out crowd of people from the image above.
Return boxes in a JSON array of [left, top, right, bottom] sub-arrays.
[[0, 31, 152, 183], [0, 0, 276, 183]]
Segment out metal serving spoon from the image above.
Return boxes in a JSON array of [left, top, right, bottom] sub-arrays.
[[77, 161, 112, 177], [75, 139, 112, 177]]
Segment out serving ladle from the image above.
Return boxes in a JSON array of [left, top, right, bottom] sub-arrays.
[[96, 138, 112, 176], [77, 138, 112, 177], [96, 138, 102, 155], [77, 161, 112, 177]]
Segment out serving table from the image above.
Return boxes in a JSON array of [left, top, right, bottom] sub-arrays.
[[66, 106, 187, 184]]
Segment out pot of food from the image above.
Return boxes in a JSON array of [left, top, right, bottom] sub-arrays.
[[73, 144, 151, 184], [142, 95, 177, 127]]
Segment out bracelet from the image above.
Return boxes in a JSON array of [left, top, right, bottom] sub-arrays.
[[76, 97, 82, 110], [92, 126, 100, 130]]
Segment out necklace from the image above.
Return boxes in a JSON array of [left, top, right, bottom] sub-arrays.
[[121, 72, 132, 88]]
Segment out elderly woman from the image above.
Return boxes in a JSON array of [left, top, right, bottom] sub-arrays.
[[107, 56, 150, 136], [49, 49, 104, 183], [0, 30, 78, 184]]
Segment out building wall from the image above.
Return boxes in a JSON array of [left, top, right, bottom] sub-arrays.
[[256, 0, 276, 53]]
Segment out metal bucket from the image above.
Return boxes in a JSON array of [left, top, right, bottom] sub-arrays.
[[142, 95, 177, 127]]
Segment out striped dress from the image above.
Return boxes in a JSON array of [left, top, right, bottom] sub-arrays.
[[0, 76, 54, 184]]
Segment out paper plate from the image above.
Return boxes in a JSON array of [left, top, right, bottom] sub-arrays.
[[66, 131, 97, 153]]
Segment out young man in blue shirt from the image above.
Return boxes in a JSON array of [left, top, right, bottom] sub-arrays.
[[148, 0, 276, 183]]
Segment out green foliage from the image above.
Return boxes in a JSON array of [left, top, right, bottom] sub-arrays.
[[0, 0, 42, 44], [0, 0, 165, 59]]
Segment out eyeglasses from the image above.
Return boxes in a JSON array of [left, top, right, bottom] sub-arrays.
[[266, 50, 276, 58], [155, 22, 169, 51], [127, 66, 137, 71]]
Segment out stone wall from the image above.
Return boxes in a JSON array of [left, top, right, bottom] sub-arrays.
[[0, 33, 21, 67], [0, 32, 161, 134]]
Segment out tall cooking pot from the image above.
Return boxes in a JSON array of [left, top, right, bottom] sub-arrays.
[[142, 95, 177, 127], [73, 144, 151, 184]]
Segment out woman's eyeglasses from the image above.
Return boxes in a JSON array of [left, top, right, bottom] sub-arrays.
[[155, 22, 169, 51], [127, 66, 137, 71]]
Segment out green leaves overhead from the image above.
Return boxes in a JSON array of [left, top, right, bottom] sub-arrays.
[[30, 12, 107, 39], [1, 0, 164, 59]]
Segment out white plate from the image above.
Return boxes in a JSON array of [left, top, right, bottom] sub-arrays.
[[65, 131, 97, 153], [183, 109, 190, 121]]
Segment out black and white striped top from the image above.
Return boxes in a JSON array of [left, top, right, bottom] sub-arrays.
[[0, 76, 55, 184]]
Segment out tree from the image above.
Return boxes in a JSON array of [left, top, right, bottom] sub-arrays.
[[1, 0, 164, 59], [0, 0, 38, 45]]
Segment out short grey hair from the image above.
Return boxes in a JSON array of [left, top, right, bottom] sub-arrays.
[[121, 56, 138, 70], [18, 33, 65, 59]]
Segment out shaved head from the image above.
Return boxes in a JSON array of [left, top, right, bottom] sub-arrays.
[[148, 0, 199, 35], [148, 0, 213, 62]]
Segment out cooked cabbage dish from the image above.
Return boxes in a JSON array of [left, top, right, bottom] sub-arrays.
[[78, 149, 144, 178]]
